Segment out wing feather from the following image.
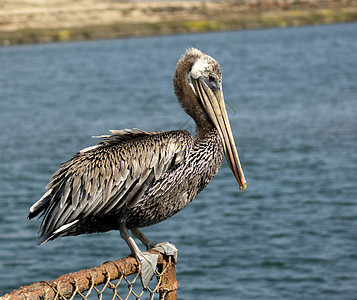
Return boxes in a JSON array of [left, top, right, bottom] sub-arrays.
[[30, 129, 192, 241], [60, 181, 71, 209]]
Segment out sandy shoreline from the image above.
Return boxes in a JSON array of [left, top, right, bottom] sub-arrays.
[[1, 0, 357, 46]]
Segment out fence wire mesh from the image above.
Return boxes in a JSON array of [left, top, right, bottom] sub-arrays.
[[1, 250, 177, 300]]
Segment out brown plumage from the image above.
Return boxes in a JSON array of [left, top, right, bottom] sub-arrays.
[[29, 48, 246, 286]]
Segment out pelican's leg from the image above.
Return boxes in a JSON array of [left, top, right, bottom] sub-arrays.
[[131, 228, 155, 250], [119, 224, 158, 289], [132, 228, 178, 264]]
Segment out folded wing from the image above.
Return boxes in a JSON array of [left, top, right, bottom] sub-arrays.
[[28, 129, 192, 244]]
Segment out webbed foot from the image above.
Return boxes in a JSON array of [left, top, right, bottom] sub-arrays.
[[125, 228, 178, 288], [135, 251, 159, 289], [151, 242, 178, 263]]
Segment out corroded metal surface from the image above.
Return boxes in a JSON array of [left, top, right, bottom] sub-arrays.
[[157, 254, 178, 300], [1, 250, 176, 300]]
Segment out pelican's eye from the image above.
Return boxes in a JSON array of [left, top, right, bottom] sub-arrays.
[[208, 74, 216, 83], [205, 74, 220, 92]]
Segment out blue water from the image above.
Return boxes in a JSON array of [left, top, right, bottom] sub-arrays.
[[1, 23, 356, 299]]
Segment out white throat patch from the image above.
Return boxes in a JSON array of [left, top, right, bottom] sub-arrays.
[[187, 72, 197, 96], [190, 57, 210, 79]]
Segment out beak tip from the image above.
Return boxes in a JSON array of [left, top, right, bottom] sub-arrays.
[[239, 182, 247, 191]]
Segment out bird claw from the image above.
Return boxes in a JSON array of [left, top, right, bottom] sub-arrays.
[[151, 242, 178, 264], [136, 251, 158, 289], [134, 242, 178, 288]]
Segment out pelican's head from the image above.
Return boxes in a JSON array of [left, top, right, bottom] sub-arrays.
[[174, 48, 247, 191]]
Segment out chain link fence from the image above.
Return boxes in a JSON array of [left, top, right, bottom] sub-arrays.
[[1, 250, 177, 300]]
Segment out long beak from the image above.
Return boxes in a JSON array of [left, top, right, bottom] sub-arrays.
[[192, 76, 247, 191]]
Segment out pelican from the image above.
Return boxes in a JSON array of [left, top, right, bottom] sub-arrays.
[[29, 48, 247, 288]]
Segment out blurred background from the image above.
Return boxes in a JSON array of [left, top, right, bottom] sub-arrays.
[[1, 1, 357, 299], [1, 0, 357, 45]]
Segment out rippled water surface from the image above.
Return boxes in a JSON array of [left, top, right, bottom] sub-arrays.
[[1, 23, 356, 299]]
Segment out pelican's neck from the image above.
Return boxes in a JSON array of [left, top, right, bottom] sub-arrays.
[[194, 124, 220, 147], [174, 54, 212, 134]]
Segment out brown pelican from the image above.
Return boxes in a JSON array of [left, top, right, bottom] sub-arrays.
[[28, 48, 247, 288]]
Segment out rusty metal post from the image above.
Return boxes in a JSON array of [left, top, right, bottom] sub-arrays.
[[1, 254, 140, 300], [156, 253, 177, 300], [1, 250, 177, 300]]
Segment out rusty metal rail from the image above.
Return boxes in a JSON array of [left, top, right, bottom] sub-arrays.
[[1, 250, 177, 300]]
